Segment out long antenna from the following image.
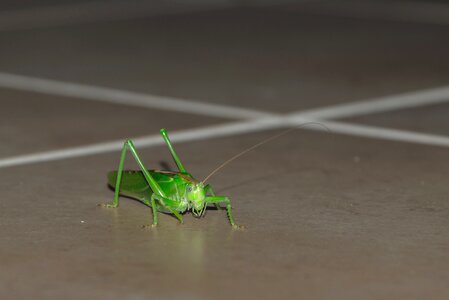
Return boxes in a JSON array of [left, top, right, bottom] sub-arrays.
[[202, 122, 331, 183]]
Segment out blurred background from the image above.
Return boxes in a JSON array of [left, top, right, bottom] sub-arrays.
[[1, 1, 449, 299]]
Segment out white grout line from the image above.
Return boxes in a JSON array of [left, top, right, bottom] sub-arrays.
[[290, 118, 449, 148], [0, 117, 285, 169], [294, 85, 449, 120], [1, 72, 449, 169], [2, 113, 449, 169], [0, 72, 272, 120], [2, 72, 449, 122]]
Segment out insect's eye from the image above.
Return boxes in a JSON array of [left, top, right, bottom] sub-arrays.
[[187, 186, 193, 192]]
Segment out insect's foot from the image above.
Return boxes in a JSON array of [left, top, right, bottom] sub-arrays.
[[232, 224, 246, 230], [97, 203, 118, 208], [142, 224, 158, 229]]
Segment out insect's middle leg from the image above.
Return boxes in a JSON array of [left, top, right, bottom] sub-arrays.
[[153, 194, 184, 224]]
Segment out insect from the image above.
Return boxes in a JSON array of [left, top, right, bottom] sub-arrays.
[[100, 128, 243, 229], [100, 123, 329, 229]]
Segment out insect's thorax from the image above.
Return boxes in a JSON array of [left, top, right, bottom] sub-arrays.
[[155, 171, 205, 213]]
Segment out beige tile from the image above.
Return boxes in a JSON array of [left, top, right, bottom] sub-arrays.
[[1, 130, 448, 299]]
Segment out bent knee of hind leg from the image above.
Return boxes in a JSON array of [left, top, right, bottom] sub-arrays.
[[124, 139, 134, 146]]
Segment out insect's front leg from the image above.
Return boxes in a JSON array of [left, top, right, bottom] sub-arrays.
[[205, 196, 244, 229], [204, 185, 221, 210], [142, 194, 184, 228]]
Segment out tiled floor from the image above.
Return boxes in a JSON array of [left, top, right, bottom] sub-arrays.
[[1, 2, 449, 300], [346, 103, 449, 136]]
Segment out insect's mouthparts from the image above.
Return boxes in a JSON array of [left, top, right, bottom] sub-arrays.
[[192, 208, 201, 217], [191, 204, 206, 218]]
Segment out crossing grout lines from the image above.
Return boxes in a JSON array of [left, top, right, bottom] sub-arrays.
[[0, 72, 448, 168]]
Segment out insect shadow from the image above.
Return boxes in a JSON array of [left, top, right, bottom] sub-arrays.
[[104, 185, 185, 221], [158, 160, 172, 171]]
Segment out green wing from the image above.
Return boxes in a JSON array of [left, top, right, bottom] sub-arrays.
[[107, 170, 180, 202]]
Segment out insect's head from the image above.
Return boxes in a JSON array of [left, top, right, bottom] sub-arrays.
[[186, 182, 206, 217]]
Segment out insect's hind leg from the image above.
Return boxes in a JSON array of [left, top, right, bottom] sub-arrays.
[[99, 139, 129, 208], [100, 139, 167, 211], [160, 129, 187, 173]]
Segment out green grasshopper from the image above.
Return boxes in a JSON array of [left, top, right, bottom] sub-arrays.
[[101, 123, 328, 229], [101, 128, 243, 229]]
